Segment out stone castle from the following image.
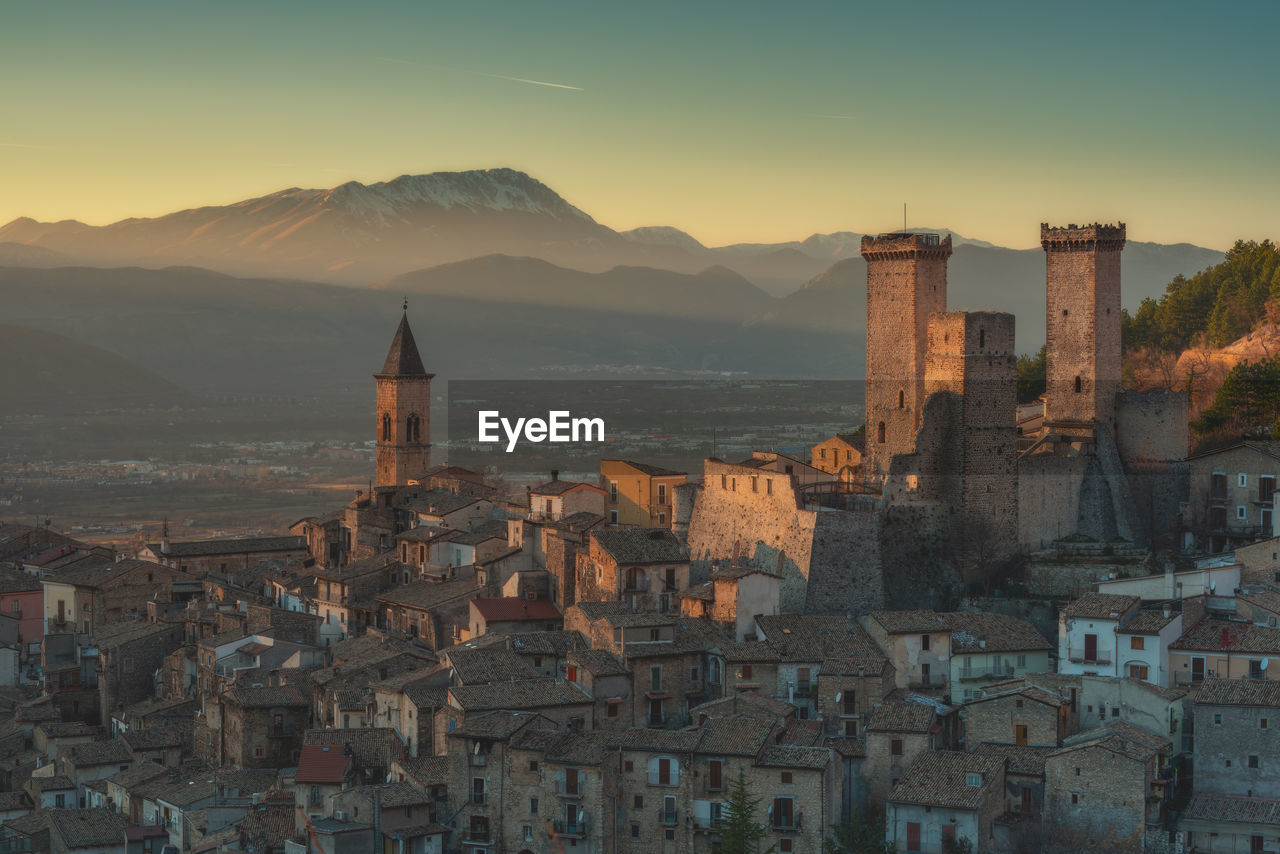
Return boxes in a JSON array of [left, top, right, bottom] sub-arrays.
[[685, 222, 1189, 613]]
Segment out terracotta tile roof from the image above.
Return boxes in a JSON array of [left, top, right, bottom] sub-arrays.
[[1171, 619, 1280, 655], [889, 751, 1004, 810], [449, 680, 592, 712], [50, 808, 126, 848], [149, 536, 304, 557], [756, 744, 830, 769], [868, 698, 936, 733], [1119, 609, 1179, 634], [571, 601, 632, 621], [375, 575, 480, 611], [719, 641, 780, 662], [1116, 678, 1185, 702], [346, 781, 431, 808], [445, 644, 538, 684], [590, 529, 686, 564], [568, 648, 629, 677], [693, 714, 777, 757], [302, 728, 403, 773], [296, 744, 353, 784], [530, 480, 603, 496], [973, 742, 1054, 776], [1184, 793, 1280, 826], [603, 460, 686, 477], [401, 490, 484, 518], [121, 727, 184, 752], [1061, 592, 1140, 621], [820, 654, 892, 676], [27, 775, 75, 792], [617, 728, 701, 752], [509, 729, 621, 765], [946, 612, 1052, 653], [689, 692, 795, 722], [507, 630, 588, 657], [236, 799, 296, 848], [966, 683, 1065, 709], [1195, 676, 1280, 707], [869, 610, 949, 634], [470, 596, 562, 623], [546, 512, 606, 534], [825, 736, 866, 758], [64, 740, 132, 766], [450, 711, 549, 741], [756, 614, 883, 662], [227, 684, 307, 708], [1240, 590, 1280, 615], [0, 567, 40, 593]]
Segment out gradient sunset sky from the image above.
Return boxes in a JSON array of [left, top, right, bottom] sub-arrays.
[[3, 1, 1277, 249]]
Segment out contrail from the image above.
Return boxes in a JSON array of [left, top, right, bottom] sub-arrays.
[[468, 71, 583, 91]]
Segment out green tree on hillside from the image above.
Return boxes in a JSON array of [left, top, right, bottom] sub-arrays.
[[1016, 345, 1046, 403], [1193, 355, 1280, 437]]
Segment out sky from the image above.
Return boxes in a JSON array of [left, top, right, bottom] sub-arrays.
[[2, 0, 1277, 249]]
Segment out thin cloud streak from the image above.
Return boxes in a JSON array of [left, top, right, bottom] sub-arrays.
[[468, 71, 583, 91]]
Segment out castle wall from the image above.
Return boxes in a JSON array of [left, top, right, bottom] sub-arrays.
[[1115, 388, 1189, 463], [1018, 451, 1089, 551]]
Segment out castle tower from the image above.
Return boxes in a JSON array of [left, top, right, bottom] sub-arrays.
[[1042, 223, 1125, 433], [375, 309, 433, 489], [924, 311, 1019, 580], [861, 232, 952, 480]]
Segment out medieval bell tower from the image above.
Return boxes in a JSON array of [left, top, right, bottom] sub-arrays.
[[375, 307, 433, 488]]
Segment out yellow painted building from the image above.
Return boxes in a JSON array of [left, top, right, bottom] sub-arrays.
[[599, 460, 686, 528], [811, 433, 864, 478]]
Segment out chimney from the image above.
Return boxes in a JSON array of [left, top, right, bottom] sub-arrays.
[[522, 604, 529, 617], [551, 470, 559, 482]]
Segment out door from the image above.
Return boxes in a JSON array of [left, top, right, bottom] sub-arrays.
[[708, 760, 722, 791], [1084, 634, 1098, 662], [906, 822, 921, 852], [1021, 787, 1032, 813], [1015, 724, 1029, 746], [1192, 657, 1205, 682], [657, 757, 671, 785], [565, 768, 579, 797]]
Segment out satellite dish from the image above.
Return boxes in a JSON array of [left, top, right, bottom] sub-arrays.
[[1210, 582, 1216, 593], [1263, 659, 1270, 671], [834, 692, 843, 703]]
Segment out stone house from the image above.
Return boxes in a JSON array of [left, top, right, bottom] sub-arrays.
[[815, 655, 897, 738], [577, 529, 689, 614], [94, 620, 184, 729], [1044, 721, 1172, 851], [329, 781, 435, 838], [403, 490, 495, 532], [295, 742, 356, 833], [1114, 607, 1182, 686], [103, 762, 169, 825], [41, 560, 193, 636], [600, 459, 687, 529], [139, 536, 308, 578], [811, 433, 864, 480], [26, 774, 77, 808], [864, 610, 951, 692], [566, 648, 632, 730], [980, 673, 1084, 738], [1193, 678, 1280, 798], [436, 681, 595, 746], [1235, 535, 1280, 588], [885, 750, 1006, 854], [0, 567, 43, 663], [679, 564, 781, 642], [1179, 793, 1280, 854], [505, 629, 588, 678], [218, 684, 310, 769], [973, 742, 1052, 818], [757, 614, 890, 722], [1078, 675, 1189, 757], [56, 740, 132, 804], [1238, 588, 1280, 627], [962, 683, 1067, 749], [468, 595, 562, 637], [528, 475, 606, 523], [375, 573, 483, 649], [719, 640, 780, 698], [315, 554, 420, 640], [504, 728, 619, 853], [34, 721, 98, 761], [1184, 440, 1280, 552], [302, 727, 406, 787], [1169, 619, 1280, 685], [946, 611, 1053, 702], [1057, 592, 1141, 677], [863, 695, 940, 808]]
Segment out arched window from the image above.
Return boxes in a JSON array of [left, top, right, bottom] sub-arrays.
[[877, 422, 886, 444], [1074, 376, 1082, 393], [406, 414, 420, 443], [898, 390, 904, 409], [979, 329, 985, 348], [381, 413, 391, 441]]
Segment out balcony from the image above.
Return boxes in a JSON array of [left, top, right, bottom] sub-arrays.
[[554, 780, 583, 798], [958, 664, 1016, 682], [771, 816, 802, 832], [657, 808, 678, 825], [461, 832, 492, 846], [1066, 648, 1112, 665], [471, 753, 487, 766], [552, 817, 588, 839], [693, 816, 722, 833]]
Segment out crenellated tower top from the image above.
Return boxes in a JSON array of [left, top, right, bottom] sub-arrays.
[[1040, 223, 1126, 252]]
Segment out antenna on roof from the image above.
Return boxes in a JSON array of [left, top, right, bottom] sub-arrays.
[[903, 203, 907, 232], [403, 296, 408, 312]]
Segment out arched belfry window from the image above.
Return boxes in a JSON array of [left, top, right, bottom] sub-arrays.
[[898, 390, 905, 409], [979, 329, 985, 348], [381, 413, 391, 441], [406, 414, 421, 443], [1074, 376, 1082, 393], [877, 422, 886, 444]]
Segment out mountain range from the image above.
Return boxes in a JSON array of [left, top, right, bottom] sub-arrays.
[[0, 168, 1228, 403]]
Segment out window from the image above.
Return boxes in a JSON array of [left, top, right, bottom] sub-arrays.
[[631, 824, 640, 839], [898, 390, 904, 409], [607, 700, 620, 718], [780, 771, 793, 784], [1249, 755, 1260, 769], [625, 761, 634, 772], [979, 328, 986, 348], [780, 840, 793, 853], [1015, 724, 1028, 746], [1239, 472, 1249, 488], [651, 666, 662, 692], [1129, 664, 1149, 681], [877, 422, 886, 444], [471, 778, 485, 805], [1071, 793, 1079, 805], [1238, 505, 1248, 521], [609, 509, 619, 524], [751, 476, 758, 493], [1130, 636, 1145, 650], [523, 826, 533, 842], [741, 664, 753, 680], [921, 634, 931, 651], [843, 691, 857, 716], [1214, 713, 1222, 725], [609, 480, 618, 502], [965, 772, 982, 787], [1016, 654, 1026, 668], [381, 413, 391, 441], [708, 760, 723, 791], [529, 760, 539, 772], [771, 797, 795, 829], [891, 739, 903, 756], [1074, 376, 1081, 393], [1262, 718, 1269, 730], [658, 483, 667, 504], [1260, 476, 1276, 503], [634, 795, 644, 808], [531, 797, 538, 814]]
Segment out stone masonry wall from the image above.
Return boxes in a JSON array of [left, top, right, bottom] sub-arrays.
[[375, 374, 432, 488]]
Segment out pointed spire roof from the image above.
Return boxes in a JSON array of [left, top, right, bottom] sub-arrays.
[[378, 311, 429, 376]]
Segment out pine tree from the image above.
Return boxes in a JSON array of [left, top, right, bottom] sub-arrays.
[[825, 810, 897, 854], [719, 769, 773, 854]]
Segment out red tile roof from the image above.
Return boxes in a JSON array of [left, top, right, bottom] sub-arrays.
[[295, 744, 352, 784], [471, 597, 562, 622]]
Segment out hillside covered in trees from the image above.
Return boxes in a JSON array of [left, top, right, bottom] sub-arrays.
[[1121, 240, 1280, 444]]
